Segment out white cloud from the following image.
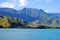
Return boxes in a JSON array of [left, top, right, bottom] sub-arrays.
[[19, 0, 28, 7], [0, 0, 28, 9], [45, 9, 50, 12], [0, 2, 15, 8], [45, 9, 60, 13], [0, 0, 17, 8]]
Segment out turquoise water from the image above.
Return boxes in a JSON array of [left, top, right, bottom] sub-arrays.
[[0, 29, 60, 40]]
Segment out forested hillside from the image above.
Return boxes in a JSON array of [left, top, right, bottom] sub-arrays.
[[0, 15, 60, 28]]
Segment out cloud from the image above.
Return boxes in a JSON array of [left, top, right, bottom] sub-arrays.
[[45, 9, 60, 13], [45, 9, 50, 12], [19, 0, 28, 7], [0, 2, 15, 8], [0, 0, 28, 9], [0, 0, 17, 8]]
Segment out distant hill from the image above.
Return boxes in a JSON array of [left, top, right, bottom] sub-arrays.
[[48, 13, 60, 18]]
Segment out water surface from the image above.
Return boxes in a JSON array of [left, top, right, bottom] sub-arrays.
[[0, 29, 60, 40]]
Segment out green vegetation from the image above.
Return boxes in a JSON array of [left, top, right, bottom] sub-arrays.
[[0, 16, 10, 28], [0, 15, 60, 28]]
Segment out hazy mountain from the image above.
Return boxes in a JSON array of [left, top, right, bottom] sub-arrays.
[[48, 13, 60, 18]]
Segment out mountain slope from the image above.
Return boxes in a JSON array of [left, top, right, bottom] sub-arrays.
[[0, 8, 60, 28], [0, 8, 50, 22]]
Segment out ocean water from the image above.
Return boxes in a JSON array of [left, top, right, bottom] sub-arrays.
[[0, 29, 60, 40]]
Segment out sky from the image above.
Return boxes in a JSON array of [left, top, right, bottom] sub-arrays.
[[0, 0, 60, 13]]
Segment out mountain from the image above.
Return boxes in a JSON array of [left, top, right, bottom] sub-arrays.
[[17, 8, 51, 22], [48, 13, 60, 18], [0, 8, 60, 28], [0, 8, 50, 22], [0, 8, 17, 14], [0, 8, 17, 17]]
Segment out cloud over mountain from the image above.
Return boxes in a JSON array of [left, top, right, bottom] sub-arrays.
[[45, 9, 60, 13], [19, 0, 28, 7], [0, 0, 28, 8], [0, 2, 15, 8]]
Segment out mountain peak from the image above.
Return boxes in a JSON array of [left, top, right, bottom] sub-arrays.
[[39, 9, 44, 11], [0, 8, 15, 10], [0, 8, 16, 13], [39, 9, 46, 13]]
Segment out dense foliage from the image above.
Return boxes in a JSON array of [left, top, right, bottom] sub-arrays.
[[0, 15, 60, 28]]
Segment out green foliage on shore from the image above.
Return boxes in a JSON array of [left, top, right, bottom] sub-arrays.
[[0, 15, 60, 28]]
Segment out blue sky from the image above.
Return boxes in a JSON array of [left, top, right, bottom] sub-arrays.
[[0, 0, 60, 13]]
